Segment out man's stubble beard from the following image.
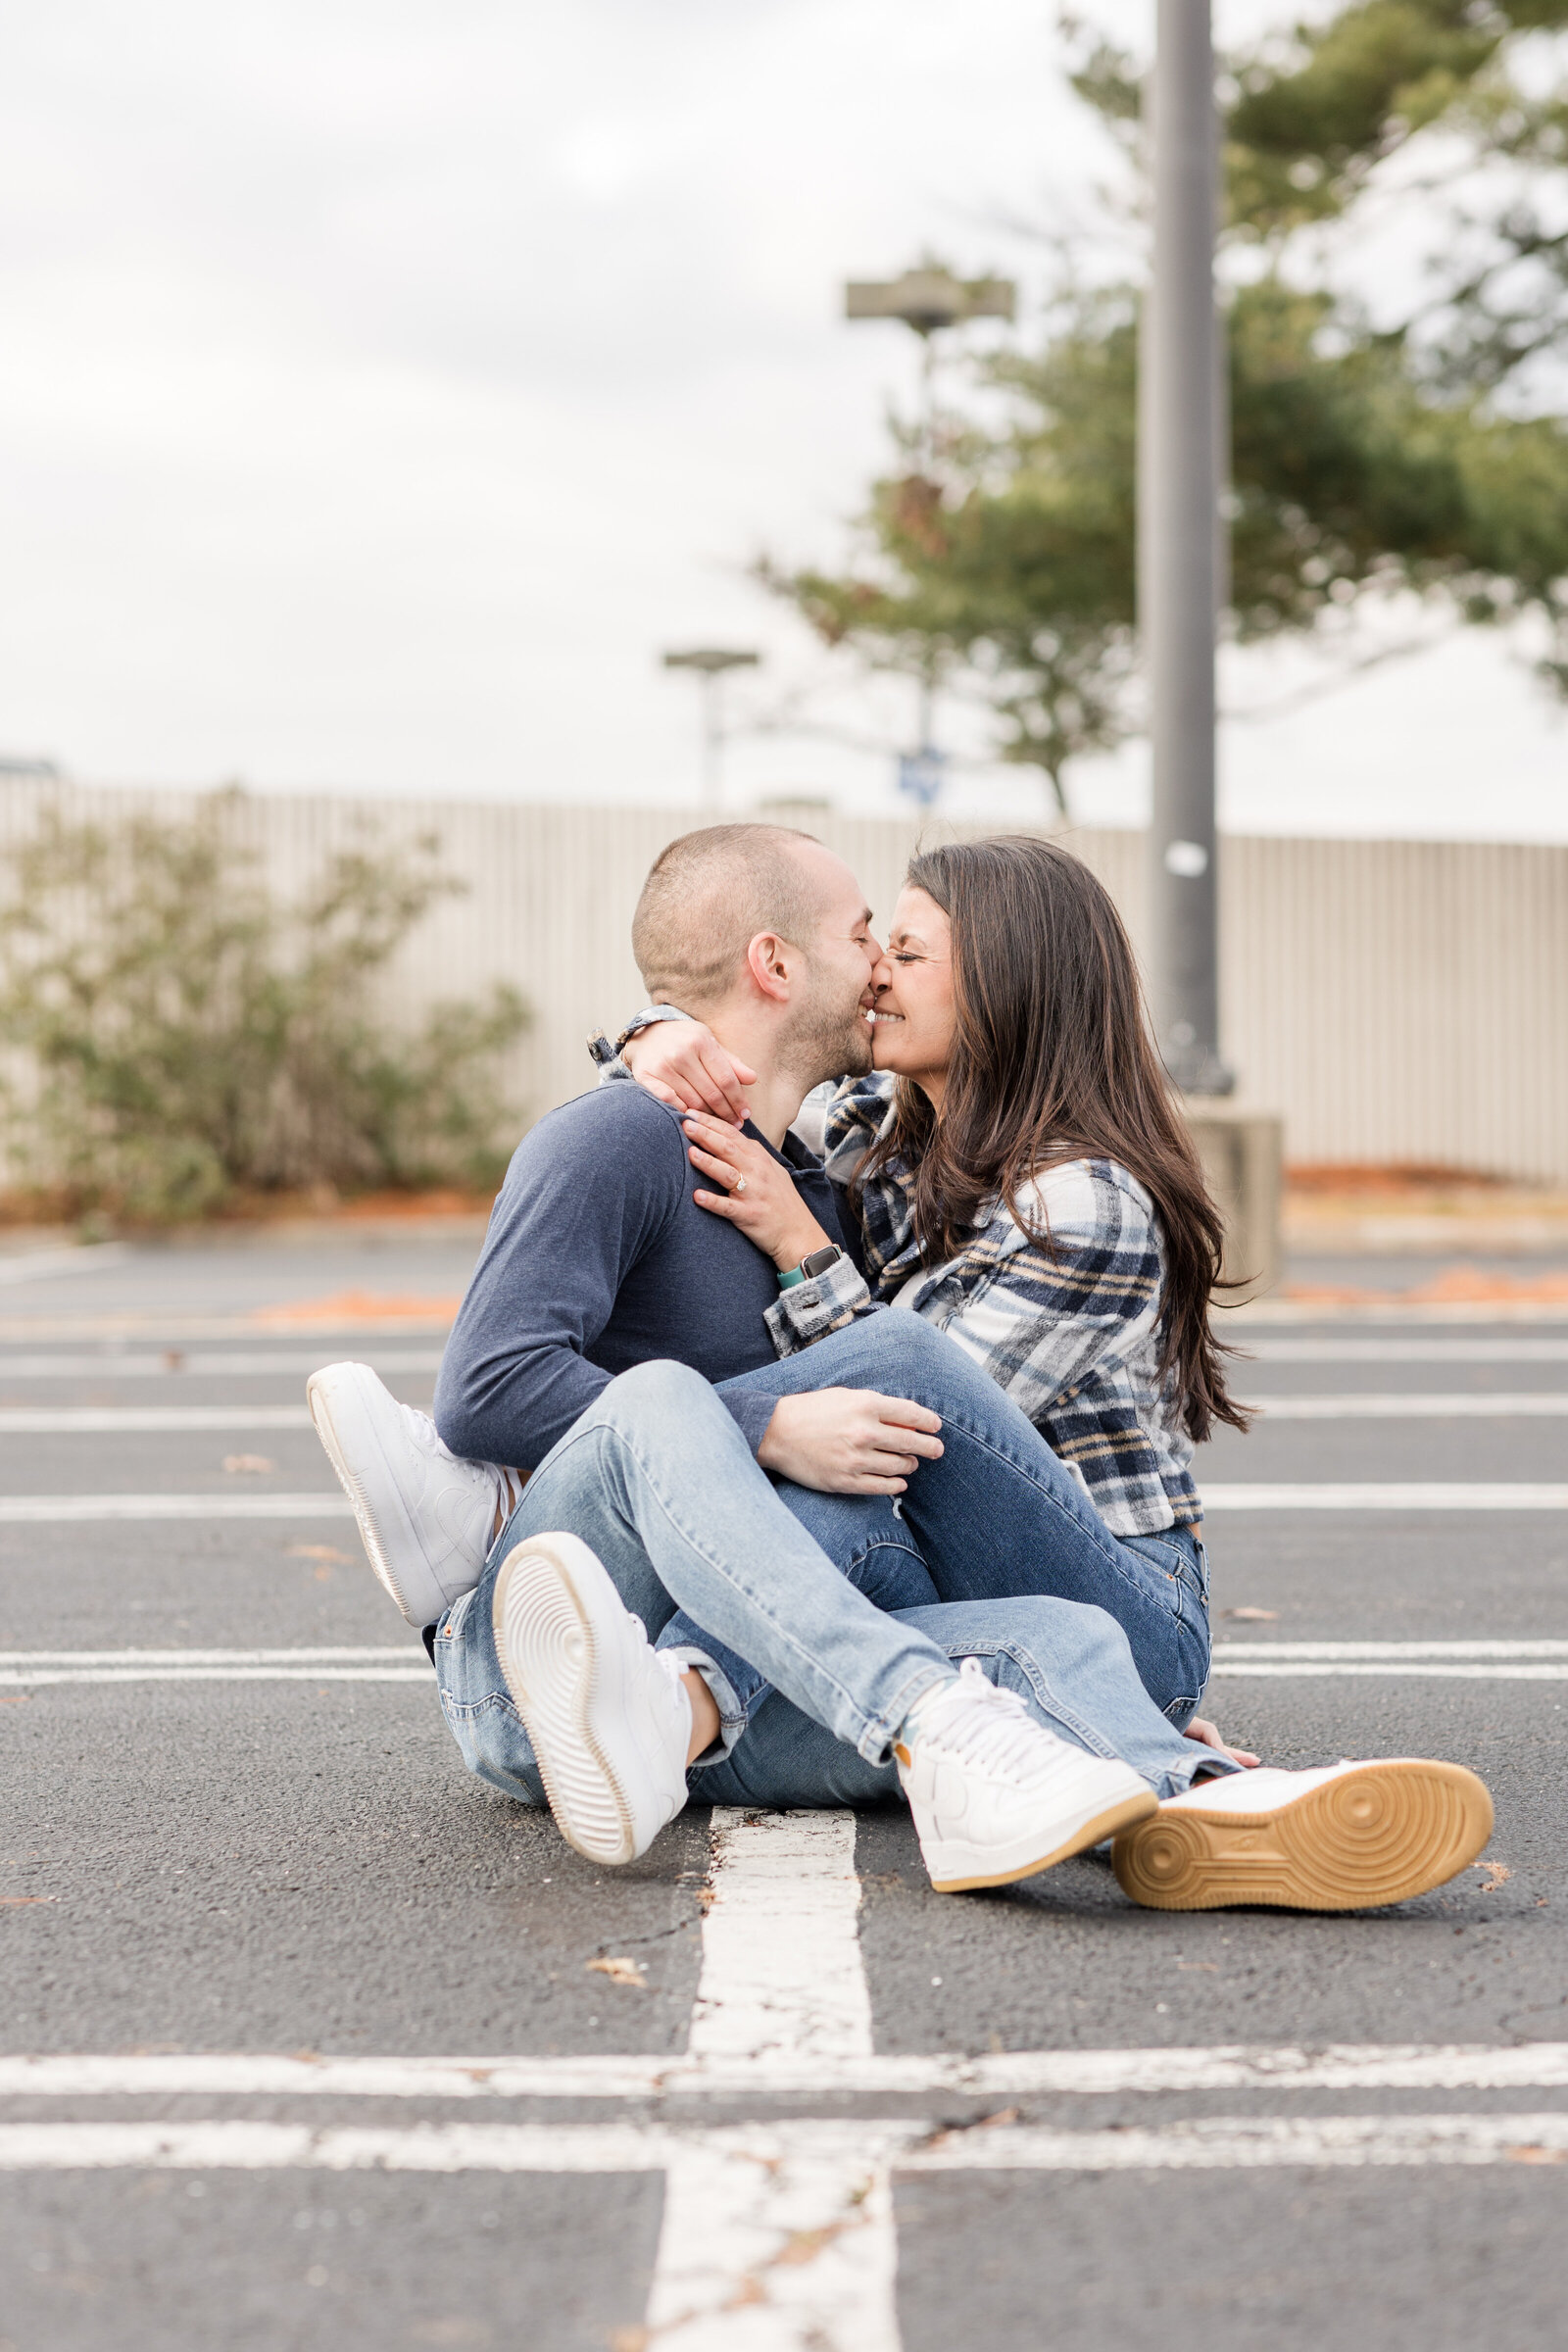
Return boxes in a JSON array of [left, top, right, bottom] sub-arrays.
[[779, 961, 874, 1099]]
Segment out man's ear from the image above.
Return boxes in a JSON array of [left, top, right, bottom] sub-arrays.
[[744, 931, 794, 1004]]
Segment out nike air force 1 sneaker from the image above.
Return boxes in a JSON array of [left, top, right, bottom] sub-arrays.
[[896, 1657, 1157, 1893], [491, 1532, 692, 1866], [1112, 1757, 1494, 1911], [307, 1360, 521, 1627]]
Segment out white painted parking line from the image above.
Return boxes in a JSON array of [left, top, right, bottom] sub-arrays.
[[1247, 1394, 1568, 1417], [6, 1806, 1565, 2341], [1249, 1338, 1568, 1363], [0, 1647, 424, 1686], [1238, 1303, 1568, 1326], [690, 1808, 872, 2064], [1, 1483, 1560, 1524], [1212, 1638, 1568, 1680], [0, 1349, 444, 1379], [3, 2113, 1568, 2178], [662, 1810, 889, 2347], [0, 1405, 313, 1432], [1215, 1663, 1568, 1679], [0, 1493, 352, 1521], [0, 1245, 130, 1287], [9, 1639, 1568, 1687], [910, 2113, 1568, 2172], [7, 2044, 1568, 2101], [1217, 1640, 1568, 1658], [1204, 1484, 1568, 1510], [23, 1395, 1566, 1431]]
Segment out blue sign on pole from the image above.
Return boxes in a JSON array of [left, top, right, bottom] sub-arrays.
[[896, 745, 948, 806]]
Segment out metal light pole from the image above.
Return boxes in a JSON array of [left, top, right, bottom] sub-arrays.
[[1141, 0, 1233, 1095], [662, 648, 760, 809]]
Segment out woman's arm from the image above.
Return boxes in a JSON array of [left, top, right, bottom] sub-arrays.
[[675, 1112, 884, 1356], [612, 1013, 755, 1123]]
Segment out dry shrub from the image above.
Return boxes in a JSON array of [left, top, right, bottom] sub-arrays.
[[0, 801, 528, 1224]]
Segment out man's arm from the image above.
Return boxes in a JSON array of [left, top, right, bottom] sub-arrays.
[[432, 1094, 692, 1472]]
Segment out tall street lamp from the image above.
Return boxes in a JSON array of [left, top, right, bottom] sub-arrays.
[[1140, 0, 1233, 1095], [662, 647, 760, 809], [844, 266, 1016, 802]]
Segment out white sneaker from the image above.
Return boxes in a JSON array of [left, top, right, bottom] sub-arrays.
[[491, 1532, 692, 1866], [306, 1361, 521, 1627], [895, 1658, 1157, 1894], [1112, 1757, 1494, 1911]]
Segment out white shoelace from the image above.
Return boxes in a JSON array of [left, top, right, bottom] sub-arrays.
[[909, 1657, 1059, 1788]]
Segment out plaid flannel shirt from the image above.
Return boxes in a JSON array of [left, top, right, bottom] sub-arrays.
[[765, 1071, 1200, 1537]]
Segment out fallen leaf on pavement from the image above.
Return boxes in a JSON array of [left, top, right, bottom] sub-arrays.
[[223, 1454, 276, 1474], [1220, 1607, 1279, 1622], [286, 1544, 352, 1563], [587, 1955, 648, 1988], [1477, 1862, 1511, 1891]]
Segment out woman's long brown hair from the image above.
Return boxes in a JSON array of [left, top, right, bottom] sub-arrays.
[[858, 835, 1250, 1443]]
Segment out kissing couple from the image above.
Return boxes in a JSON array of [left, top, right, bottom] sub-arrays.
[[310, 824, 1492, 1910]]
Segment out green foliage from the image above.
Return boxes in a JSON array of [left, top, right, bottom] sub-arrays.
[[765, 2, 1568, 807], [0, 803, 528, 1224]]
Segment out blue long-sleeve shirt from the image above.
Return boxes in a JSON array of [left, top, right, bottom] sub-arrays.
[[433, 1081, 853, 1472]]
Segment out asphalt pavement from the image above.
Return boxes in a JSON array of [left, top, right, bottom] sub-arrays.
[[2, 1230, 1567, 2351]]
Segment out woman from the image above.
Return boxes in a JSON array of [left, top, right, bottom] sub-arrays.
[[619, 834, 1255, 1760]]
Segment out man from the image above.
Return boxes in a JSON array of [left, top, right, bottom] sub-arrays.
[[309, 824, 1492, 1912]]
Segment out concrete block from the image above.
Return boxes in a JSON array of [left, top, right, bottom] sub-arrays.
[[1185, 1105, 1284, 1301]]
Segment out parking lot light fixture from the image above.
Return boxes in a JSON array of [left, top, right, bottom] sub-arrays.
[[662, 648, 761, 810]]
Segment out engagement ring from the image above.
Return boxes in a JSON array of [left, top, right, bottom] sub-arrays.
[[733, 1177, 747, 1194]]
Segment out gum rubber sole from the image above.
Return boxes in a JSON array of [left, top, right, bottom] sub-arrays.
[[1111, 1760, 1494, 1912], [306, 1366, 414, 1622], [928, 1790, 1157, 1894], [491, 1540, 637, 1868]]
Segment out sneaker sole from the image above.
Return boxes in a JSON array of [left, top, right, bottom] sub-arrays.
[[306, 1365, 425, 1625], [927, 1789, 1157, 1894], [491, 1537, 639, 1869], [1111, 1760, 1494, 1912]]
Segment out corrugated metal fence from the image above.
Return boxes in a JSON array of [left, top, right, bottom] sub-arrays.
[[1, 781, 1563, 1181]]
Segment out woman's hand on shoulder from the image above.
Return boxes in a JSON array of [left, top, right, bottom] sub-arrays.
[[681, 1111, 831, 1271], [620, 1020, 754, 1122]]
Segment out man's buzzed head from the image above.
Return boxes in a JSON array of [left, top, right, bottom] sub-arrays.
[[632, 823, 836, 1007]]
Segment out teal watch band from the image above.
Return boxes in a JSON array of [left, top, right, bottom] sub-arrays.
[[778, 1245, 843, 1292]]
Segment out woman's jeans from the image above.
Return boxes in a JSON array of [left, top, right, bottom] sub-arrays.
[[662, 1312, 1211, 1732], [432, 1351, 1233, 1813]]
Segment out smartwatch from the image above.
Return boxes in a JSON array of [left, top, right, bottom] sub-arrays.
[[778, 1244, 845, 1292]]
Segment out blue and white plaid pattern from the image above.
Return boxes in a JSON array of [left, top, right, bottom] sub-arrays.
[[764, 1071, 1200, 1537]]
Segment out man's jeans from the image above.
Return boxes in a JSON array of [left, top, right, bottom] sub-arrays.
[[432, 1355, 1235, 1811], [662, 1312, 1212, 1731]]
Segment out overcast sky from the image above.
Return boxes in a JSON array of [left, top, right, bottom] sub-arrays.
[[1, 0, 1563, 839]]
